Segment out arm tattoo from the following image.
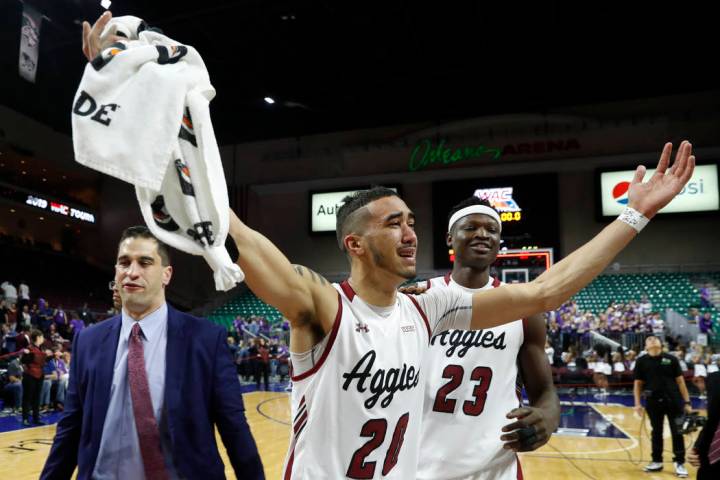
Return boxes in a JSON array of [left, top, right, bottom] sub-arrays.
[[292, 264, 329, 286]]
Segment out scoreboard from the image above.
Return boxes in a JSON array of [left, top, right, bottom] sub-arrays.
[[432, 173, 559, 270]]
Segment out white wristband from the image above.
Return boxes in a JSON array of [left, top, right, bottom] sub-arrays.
[[618, 207, 650, 233]]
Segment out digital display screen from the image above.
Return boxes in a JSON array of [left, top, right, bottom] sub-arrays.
[[432, 174, 559, 269]]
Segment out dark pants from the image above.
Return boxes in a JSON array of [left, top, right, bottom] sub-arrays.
[[255, 362, 270, 390], [698, 457, 720, 480], [646, 396, 685, 463], [21, 376, 42, 422]]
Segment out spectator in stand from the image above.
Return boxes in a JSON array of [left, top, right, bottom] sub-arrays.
[[708, 353, 720, 374], [20, 304, 31, 326], [3, 356, 24, 412], [0, 299, 8, 326], [77, 302, 95, 326], [625, 350, 637, 371], [700, 284, 713, 308], [249, 337, 270, 391], [247, 318, 259, 336], [227, 336, 238, 362], [238, 340, 251, 380], [68, 312, 86, 340], [276, 341, 290, 383], [693, 353, 708, 399], [639, 294, 653, 315], [700, 312, 714, 335], [545, 339, 555, 366], [15, 324, 30, 350], [40, 348, 57, 412], [53, 305, 68, 337], [268, 338, 279, 378], [6, 303, 17, 332], [37, 299, 52, 332], [233, 316, 246, 338], [18, 280, 30, 311], [1, 280, 17, 306], [47, 323, 64, 347], [51, 347, 69, 411], [21, 329, 48, 426]]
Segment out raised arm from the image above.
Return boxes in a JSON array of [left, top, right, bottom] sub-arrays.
[[470, 141, 695, 329], [228, 211, 338, 340]]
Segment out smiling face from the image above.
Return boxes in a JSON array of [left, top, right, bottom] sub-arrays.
[[115, 236, 172, 317], [447, 213, 501, 270], [345, 195, 418, 282]]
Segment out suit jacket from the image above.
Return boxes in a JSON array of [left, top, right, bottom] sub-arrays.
[[41, 305, 264, 479], [696, 371, 720, 462]]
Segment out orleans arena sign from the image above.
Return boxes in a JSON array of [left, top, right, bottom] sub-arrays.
[[408, 138, 581, 172]]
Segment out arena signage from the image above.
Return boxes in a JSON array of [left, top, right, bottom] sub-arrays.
[[599, 164, 719, 216], [474, 187, 522, 222], [24, 194, 96, 223], [311, 187, 397, 232], [408, 138, 581, 172]]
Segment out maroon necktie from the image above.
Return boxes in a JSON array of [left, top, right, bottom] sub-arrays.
[[128, 323, 169, 479], [709, 422, 720, 465]]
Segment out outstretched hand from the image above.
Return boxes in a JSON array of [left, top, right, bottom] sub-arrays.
[[627, 141, 695, 219], [82, 11, 121, 62]]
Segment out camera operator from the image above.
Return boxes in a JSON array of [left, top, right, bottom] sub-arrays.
[[688, 370, 720, 478], [634, 336, 692, 477]]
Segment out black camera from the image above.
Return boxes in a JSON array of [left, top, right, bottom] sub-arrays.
[[675, 412, 708, 434]]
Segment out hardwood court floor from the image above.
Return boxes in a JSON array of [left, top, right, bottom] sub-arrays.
[[0, 392, 703, 479]]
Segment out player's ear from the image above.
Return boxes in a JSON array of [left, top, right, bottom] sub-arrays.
[[445, 231, 453, 248]]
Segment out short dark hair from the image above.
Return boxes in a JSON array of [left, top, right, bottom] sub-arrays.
[[30, 329, 43, 342], [447, 195, 497, 232], [118, 226, 171, 266], [335, 186, 399, 251]]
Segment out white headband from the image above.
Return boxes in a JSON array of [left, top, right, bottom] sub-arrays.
[[448, 205, 502, 232]]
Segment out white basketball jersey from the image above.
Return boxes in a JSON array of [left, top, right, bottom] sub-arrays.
[[418, 274, 526, 480], [283, 281, 473, 479]]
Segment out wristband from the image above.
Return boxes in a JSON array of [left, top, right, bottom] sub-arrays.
[[618, 207, 650, 233]]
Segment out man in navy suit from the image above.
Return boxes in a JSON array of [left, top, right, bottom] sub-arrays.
[[41, 226, 264, 479]]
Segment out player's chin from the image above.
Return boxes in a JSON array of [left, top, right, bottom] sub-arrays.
[[399, 265, 416, 280]]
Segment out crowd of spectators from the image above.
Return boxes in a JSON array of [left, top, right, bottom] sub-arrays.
[[544, 299, 718, 399], [0, 279, 111, 419]]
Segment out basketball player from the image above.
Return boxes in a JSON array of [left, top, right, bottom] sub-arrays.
[[413, 196, 559, 479], [81, 12, 694, 478]]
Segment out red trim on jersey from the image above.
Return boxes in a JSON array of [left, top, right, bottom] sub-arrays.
[[516, 455, 524, 479], [339, 279, 355, 301], [290, 292, 343, 382], [294, 410, 308, 433], [491, 276, 501, 288], [284, 449, 295, 480], [425, 279, 432, 290], [405, 294, 432, 341], [443, 272, 451, 285]]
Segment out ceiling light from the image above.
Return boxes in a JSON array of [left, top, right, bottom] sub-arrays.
[[10, 209, 15, 213], [39, 216, 44, 220], [264, 97, 275, 104]]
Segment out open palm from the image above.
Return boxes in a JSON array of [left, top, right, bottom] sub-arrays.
[[627, 141, 696, 219]]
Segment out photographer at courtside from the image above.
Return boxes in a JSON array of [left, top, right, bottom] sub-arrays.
[[634, 335, 692, 477]]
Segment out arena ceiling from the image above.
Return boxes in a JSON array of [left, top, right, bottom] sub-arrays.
[[0, 0, 715, 145]]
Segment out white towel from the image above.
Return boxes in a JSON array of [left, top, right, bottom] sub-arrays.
[[72, 15, 244, 291]]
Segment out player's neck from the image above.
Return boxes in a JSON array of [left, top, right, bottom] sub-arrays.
[[348, 270, 399, 307], [451, 265, 491, 289]]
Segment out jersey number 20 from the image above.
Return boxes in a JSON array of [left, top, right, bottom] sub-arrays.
[[346, 412, 410, 479]]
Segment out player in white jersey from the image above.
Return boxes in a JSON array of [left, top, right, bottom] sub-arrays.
[[415, 196, 559, 480], [222, 141, 692, 478]]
